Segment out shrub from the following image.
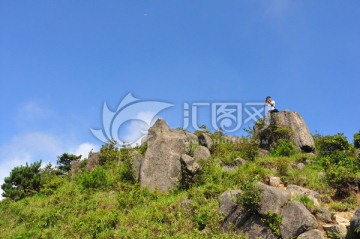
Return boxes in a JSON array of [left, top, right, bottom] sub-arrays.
[[77, 166, 111, 190], [56, 153, 81, 174], [354, 130, 360, 149], [99, 140, 120, 165], [1, 161, 42, 200], [271, 139, 297, 157], [236, 176, 261, 214], [315, 133, 352, 157], [262, 211, 282, 237]]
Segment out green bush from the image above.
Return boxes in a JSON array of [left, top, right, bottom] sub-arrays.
[[77, 166, 111, 190], [99, 140, 121, 165], [1, 161, 42, 200], [271, 139, 297, 157], [236, 176, 261, 214], [56, 153, 81, 174], [354, 130, 360, 149], [315, 133, 352, 157], [262, 211, 282, 237]]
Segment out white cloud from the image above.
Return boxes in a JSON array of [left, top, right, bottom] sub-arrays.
[[120, 111, 159, 146], [72, 143, 98, 159]]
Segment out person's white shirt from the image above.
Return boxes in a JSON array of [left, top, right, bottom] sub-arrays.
[[266, 100, 276, 111]]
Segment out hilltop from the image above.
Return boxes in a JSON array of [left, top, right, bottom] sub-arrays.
[[1, 111, 360, 238]]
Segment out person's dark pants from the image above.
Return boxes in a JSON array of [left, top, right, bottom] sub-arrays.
[[269, 109, 279, 113]]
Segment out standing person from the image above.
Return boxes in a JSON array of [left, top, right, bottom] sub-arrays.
[[265, 96, 279, 113]]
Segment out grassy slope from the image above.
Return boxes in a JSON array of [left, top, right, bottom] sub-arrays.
[[0, 135, 359, 238]]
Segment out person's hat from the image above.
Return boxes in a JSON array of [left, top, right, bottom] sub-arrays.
[[266, 96, 271, 99]]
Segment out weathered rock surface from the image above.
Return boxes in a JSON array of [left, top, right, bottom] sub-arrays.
[[220, 190, 250, 231], [180, 154, 200, 175], [269, 177, 282, 187], [197, 133, 214, 151], [273, 111, 315, 152], [257, 182, 291, 216], [219, 190, 241, 217], [193, 146, 211, 161], [280, 201, 318, 239], [297, 229, 324, 239], [323, 224, 347, 239], [86, 152, 100, 171], [347, 207, 360, 239], [316, 207, 333, 223], [139, 119, 198, 192], [240, 214, 277, 239], [130, 151, 143, 181], [287, 184, 321, 207]]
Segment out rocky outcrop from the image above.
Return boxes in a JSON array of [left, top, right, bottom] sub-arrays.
[[298, 229, 324, 239], [274, 111, 315, 152], [220, 184, 322, 239], [280, 201, 318, 239], [254, 111, 315, 152], [347, 207, 360, 239], [287, 184, 321, 207], [139, 119, 199, 193], [197, 133, 214, 152], [257, 182, 291, 216], [241, 214, 277, 239]]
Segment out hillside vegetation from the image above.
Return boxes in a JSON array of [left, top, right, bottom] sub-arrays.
[[1, 124, 360, 238]]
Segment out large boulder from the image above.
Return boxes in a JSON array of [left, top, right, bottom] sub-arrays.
[[280, 201, 318, 239], [274, 111, 315, 152], [287, 184, 321, 207], [257, 182, 291, 216], [254, 111, 315, 152], [139, 119, 198, 193], [347, 207, 360, 239], [297, 229, 324, 239], [240, 214, 277, 239], [197, 133, 214, 152]]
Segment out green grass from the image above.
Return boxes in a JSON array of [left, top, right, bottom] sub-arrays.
[[1, 131, 360, 238]]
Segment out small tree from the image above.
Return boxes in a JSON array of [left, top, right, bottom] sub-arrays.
[[1, 161, 42, 201], [354, 130, 360, 149], [56, 153, 81, 174]]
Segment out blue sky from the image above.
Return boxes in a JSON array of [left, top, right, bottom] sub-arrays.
[[1, 1, 359, 190]]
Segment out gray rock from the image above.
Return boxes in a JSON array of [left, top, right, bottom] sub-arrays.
[[347, 207, 360, 239], [280, 201, 318, 239], [273, 111, 315, 152], [287, 184, 321, 207], [130, 151, 143, 182], [316, 207, 333, 223], [235, 158, 246, 165], [222, 206, 251, 232], [140, 119, 198, 192], [335, 215, 350, 227], [323, 224, 347, 239], [269, 177, 283, 187], [258, 149, 270, 157], [219, 190, 241, 218], [257, 182, 291, 216], [295, 162, 306, 171], [180, 154, 200, 175], [297, 229, 324, 239], [240, 214, 277, 239], [193, 146, 211, 161], [222, 166, 238, 172], [197, 133, 214, 151], [86, 152, 100, 170]]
